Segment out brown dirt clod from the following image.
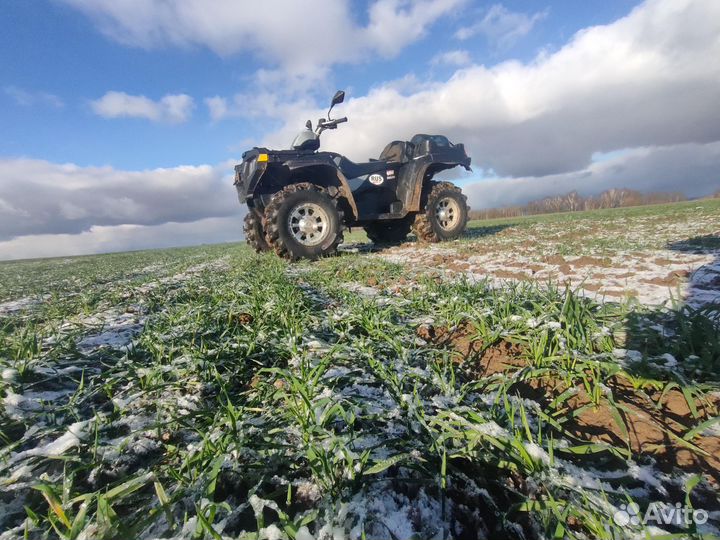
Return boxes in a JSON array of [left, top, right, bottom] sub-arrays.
[[544, 254, 567, 265], [236, 313, 254, 325], [571, 256, 613, 268]]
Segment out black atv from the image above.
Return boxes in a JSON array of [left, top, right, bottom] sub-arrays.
[[234, 90, 472, 260]]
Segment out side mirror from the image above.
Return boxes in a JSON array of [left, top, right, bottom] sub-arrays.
[[331, 90, 345, 107], [305, 119, 312, 130]]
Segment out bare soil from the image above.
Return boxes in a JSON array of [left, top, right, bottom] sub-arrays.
[[417, 322, 720, 483]]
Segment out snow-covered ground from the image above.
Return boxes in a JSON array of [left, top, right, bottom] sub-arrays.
[[1, 204, 719, 540]]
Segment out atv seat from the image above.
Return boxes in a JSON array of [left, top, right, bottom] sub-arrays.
[[334, 156, 388, 179], [379, 140, 414, 163]]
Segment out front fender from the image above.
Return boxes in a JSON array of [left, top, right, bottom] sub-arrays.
[[283, 161, 359, 219]]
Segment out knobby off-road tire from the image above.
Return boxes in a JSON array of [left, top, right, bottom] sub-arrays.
[[264, 183, 344, 261], [243, 208, 270, 253], [364, 216, 414, 245], [413, 181, 469, 243]]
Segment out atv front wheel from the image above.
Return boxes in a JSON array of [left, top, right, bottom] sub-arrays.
[[264, 183, 344, 261], [413, 182, 469, 243], [243, 208, 270, 253], [364, 216, 413, 245]]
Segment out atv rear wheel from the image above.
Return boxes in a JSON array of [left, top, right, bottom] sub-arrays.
[[243, 208, 270, 253], [413, 182, 469, 243], [264, 183, 344, 261], [364, 216, 413, 245]]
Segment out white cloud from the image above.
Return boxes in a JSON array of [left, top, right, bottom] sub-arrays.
[[60, 0, 464, 84], [430, 49, 471, 67], [0, 216, 242, 261], [455, 4, 547, 47], [364, 0, 467, 56], [463, 142, 720, 209], [159, 94, 195, 123], [205, 96, 229, 122], [91, 91, 195, 123], [261, 0, 720, 182], [205, 91, 318, 123], [0, 159, 237, 242], [4, 86, 64, 108]]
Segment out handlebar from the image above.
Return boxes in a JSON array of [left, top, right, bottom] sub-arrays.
[[317, 116, 348, 132]]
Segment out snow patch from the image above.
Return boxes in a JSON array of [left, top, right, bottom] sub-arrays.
[[77, 311, 145, 352], [10, 420, 88, 463], [0, 296, 45, 316]]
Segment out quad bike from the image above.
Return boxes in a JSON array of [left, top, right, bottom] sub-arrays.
[[234, 90, 471, 260]]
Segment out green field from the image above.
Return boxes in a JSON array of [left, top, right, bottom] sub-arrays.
[[1, 201, 719, 540]]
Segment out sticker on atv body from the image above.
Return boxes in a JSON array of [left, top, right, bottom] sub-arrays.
[[368, 174, 384, 185]]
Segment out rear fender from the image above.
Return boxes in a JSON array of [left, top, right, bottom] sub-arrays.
[[405, 161, 467, 211], [400, 139, 471, 210]]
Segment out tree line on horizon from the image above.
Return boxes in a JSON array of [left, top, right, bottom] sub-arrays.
[[468, 187, 720, 220]]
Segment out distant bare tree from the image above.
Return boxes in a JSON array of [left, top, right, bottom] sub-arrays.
[[548, 195, 565, 213], [469, 187, 689, 221], [565, 190, 583, 212], [599, 188, 623, 208]]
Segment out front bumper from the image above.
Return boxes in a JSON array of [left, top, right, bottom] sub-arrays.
[[234, 157, 266, 203]]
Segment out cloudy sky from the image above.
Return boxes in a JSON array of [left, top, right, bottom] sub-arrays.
[[1, 0, 719, 260]]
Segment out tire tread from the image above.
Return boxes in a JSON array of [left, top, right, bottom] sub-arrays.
[[412, 181, 469, 243], [263, 183, 344, 260]]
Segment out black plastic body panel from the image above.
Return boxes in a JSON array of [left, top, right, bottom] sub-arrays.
[[234, 135, 471, 223]]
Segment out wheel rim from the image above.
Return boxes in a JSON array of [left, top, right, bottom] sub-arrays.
[[435, 196, 461, 231], [288, 202, 331, 246]]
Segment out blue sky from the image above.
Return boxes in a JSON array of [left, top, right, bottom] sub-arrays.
[[1, 0, 719, 259], [1, 0, 636, 170]]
